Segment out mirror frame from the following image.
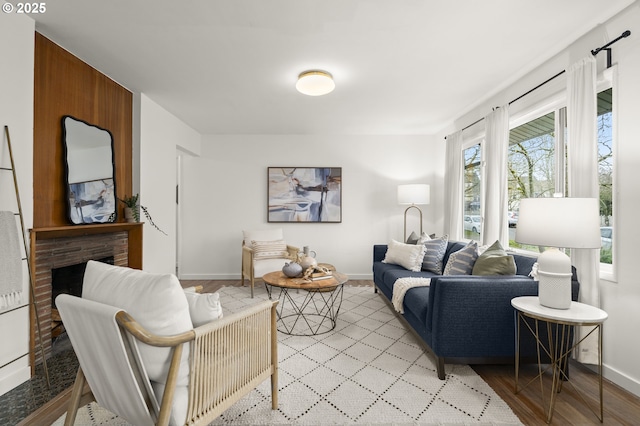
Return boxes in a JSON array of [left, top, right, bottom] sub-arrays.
[[61, 115, 117, 224]]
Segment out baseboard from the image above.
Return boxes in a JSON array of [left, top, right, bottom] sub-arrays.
[[598, 363, 640, 398], [0, 364, 30, 397], [178, 273, 374, 280]]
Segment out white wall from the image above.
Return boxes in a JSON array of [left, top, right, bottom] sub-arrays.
[[139, 94, 201, 273], [0, 14, 34, 396], [178, 135, 442, 280], [436, 3, 640, 397]]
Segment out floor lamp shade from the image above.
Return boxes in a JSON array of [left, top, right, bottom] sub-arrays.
[[516, 197, 600, 309], [397, 184, 430, 205], [397, 184, 430, 242]]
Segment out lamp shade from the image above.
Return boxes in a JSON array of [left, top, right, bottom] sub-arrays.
[[515, 197, 601, 249], [296, 70, 335, 96], [397, 184, 430, 205]]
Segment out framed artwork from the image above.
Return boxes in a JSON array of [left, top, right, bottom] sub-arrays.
[[268, 167, 342, 223]]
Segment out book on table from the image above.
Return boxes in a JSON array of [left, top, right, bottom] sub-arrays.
[[310, 272, 332, 281]]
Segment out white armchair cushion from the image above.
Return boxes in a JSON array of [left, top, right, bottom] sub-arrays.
[[82, 261, 192, 388], [253, 258, 291, 278]]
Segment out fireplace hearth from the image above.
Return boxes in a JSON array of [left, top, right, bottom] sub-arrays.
[[30, 223, 142, 367], [51, 256, 114, 308]]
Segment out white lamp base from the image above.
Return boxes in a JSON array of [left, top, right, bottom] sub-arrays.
[[537, 247, 572, 310]]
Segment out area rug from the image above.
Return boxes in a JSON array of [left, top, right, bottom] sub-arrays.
[[53, 284, 522, 425]]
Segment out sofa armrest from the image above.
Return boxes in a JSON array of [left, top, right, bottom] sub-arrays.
[[426, 276, 540, 358], [373, 245, 388, 263]]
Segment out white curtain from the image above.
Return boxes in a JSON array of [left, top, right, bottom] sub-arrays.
[[567, 56, 600, 364], [482, 106, 510, 247], [444, 131, 464, 241]]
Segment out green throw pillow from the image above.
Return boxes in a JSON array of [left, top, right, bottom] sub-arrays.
[[472, 240, 516, 276]]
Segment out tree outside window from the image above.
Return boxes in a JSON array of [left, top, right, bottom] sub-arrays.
[[505, 89, 613, 265], [463, 144, 482, 241]]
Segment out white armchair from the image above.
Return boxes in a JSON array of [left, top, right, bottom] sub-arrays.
[[56, 260, 278, 426], [242, 228, 299, 298]]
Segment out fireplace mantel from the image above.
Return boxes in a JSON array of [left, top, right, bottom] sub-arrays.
[[29, 222, 143, 369], [30, 222, 143, 269]]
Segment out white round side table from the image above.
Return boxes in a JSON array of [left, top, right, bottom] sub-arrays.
[[511, 296, 608, 423]]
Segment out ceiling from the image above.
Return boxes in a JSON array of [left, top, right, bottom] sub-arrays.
[[31, 0, 634, 136]]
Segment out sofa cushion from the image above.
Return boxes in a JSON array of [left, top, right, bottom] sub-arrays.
[[402, 286, 431, 328], [421, 235, 448, 274], [382, 239, 426, 272], [443, 241, 478, 275], [472, 240, 516, 275], [513, 252, 538, 276]]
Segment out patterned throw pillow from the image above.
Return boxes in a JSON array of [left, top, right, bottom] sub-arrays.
[[251, 239, 289, 260], [405, 231, 420, 244], [382, 239, 426, 272], [421, 235, 449, 274], [472, 240, 516, 276], [443, 241, 478, 275]]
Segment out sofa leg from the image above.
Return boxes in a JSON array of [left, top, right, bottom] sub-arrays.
[[436, 357, 445, 380]]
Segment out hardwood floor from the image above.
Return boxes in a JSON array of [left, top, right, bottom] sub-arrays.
[[18, 279, 640, 425]]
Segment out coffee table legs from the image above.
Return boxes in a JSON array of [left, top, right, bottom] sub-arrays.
[[266, 284, 344, 336]]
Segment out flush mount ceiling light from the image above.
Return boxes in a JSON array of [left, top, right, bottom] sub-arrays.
[[296, 70, 335, 96]]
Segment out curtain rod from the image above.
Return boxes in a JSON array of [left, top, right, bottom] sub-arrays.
[[445, 30, 631, 140]]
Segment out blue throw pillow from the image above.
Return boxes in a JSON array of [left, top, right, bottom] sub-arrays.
[[443, 241, 478, 275], [421, 235, 448, 274]]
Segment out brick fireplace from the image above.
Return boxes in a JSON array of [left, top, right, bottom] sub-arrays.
[[30, 223, 142, 366]]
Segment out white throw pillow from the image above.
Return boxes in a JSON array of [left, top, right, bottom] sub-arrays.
[[183, 291, 223, 327], [382, 239, 426, 272], [251, 239, 289, 259]]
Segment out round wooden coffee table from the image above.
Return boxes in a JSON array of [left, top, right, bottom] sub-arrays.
[[262, 270, 348, 336]]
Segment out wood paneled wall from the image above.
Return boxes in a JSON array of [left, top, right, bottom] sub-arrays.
[[33, 33, 133, 228]]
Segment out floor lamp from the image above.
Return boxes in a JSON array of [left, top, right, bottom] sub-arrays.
[[515, 197, 601, 309], [398, 184, 430, 242]]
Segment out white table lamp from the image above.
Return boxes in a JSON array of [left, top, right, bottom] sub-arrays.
[[397, 184, 430, 241], [515, 197, 601, 309]]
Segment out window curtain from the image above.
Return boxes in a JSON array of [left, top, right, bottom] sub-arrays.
[[567, 56, 600, 364], [444, 131, 463, 241], [481, 106, 510, 247]]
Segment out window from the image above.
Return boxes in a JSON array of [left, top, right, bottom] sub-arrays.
[[598, 88, 613, 265], [506, 88, 614, 268], [463, 143, 482, 240], [508, 111, 559, 251]]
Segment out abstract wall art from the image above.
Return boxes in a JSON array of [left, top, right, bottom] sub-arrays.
[[268, 167, 342, 223]]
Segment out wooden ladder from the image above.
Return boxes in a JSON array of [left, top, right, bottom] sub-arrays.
[[1, 125, 49, 388]]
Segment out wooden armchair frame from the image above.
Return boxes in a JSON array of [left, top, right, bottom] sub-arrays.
[[241, 241, 299, 298], [63, 299, 279, 426]]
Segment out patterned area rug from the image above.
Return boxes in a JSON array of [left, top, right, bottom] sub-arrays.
[[54, 284, 522, 425]]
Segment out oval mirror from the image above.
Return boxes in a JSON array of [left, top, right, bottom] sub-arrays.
[[62, 115, 117, 224]]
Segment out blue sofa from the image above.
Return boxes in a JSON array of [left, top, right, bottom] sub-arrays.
[[373, 241, 580, 379]]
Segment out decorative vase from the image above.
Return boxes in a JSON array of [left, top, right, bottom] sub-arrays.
[[300, 255, 317, 271], [282, 262, 303, 278]]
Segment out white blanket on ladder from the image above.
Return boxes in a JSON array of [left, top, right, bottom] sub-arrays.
[[0, 211, 23, 309], [391, 277, 431, 313]]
